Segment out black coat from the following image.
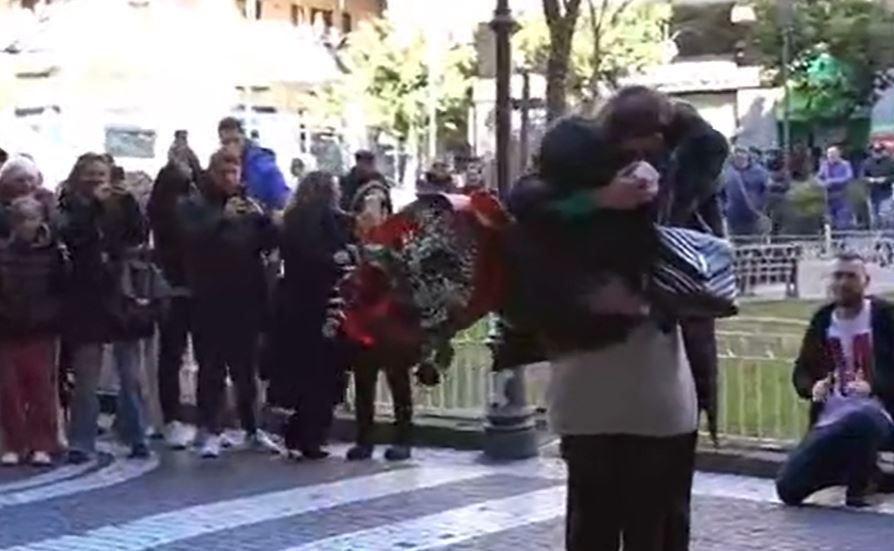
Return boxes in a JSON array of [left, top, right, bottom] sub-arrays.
[[265, 204, 351, 409], [57, 190, 149, 343], [177, 186, 277, 332], [148, 163, 194, 288]]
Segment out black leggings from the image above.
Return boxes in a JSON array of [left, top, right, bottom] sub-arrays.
[[352, 364, 413, 446]]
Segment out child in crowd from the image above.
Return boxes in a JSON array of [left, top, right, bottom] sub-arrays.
[[0, 195, 67, 466]]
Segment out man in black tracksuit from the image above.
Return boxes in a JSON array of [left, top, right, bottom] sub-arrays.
[[178, 149, 279, 458]]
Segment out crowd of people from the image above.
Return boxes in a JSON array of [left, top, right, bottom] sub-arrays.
[[2, 87, 894, 551], [721, 142, 894, 235], [0, 116, 431, 466]]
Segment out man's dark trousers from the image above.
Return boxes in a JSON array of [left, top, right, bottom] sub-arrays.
[[776, 406, 893, 505]]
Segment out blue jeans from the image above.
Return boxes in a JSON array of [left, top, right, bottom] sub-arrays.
[[68, 341, 147, 454], [776, 407, 893, 505], [827, 198, 853, 231]]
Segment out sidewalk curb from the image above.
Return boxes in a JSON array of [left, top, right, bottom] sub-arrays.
[[100, 394, 790, 479]]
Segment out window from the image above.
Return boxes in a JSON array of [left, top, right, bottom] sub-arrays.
[[104, 126, 157, 159], [290, 4, 303, 26], [255, 0, 262, 19], [311, 8, 334, 29], [341, 12, 352, 34]]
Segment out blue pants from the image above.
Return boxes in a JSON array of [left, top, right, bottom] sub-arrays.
[[827, 198, 853, 231], [776, 407, 892, 505], [68, 341, 147, 454]]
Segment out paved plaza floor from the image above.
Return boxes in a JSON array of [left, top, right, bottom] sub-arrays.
[[1, 437, 894, 550]]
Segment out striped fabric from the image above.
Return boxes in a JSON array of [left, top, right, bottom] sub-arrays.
[[651, 226, 739, 319]]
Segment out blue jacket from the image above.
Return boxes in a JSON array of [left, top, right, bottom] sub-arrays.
[[243, 143, 290, 211], [818, 159, 854, 196], [723, 162, 768, 225]]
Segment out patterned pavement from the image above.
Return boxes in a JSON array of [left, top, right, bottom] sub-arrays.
[[1, 438, 894, 550]]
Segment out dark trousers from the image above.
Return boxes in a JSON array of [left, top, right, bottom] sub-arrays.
[[776, 407, 893, 505], [194, 316, 259, 436], [284, 402, 334, 452], [562, 432, 697, 551], [353, 364, 413, 446], [157, 297, 191, 424]]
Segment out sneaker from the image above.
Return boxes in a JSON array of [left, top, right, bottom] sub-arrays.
[[220, 432, 238, 449], [164, 421, 194, 450], [30, 451, 52, 467], [384, 445, 412, 462], [201, 435, 222, 459], [248, 430, 284, 455], [129, 443, 151, 460], [346, 444, 374, 461], [66, 450, 91, 465], [1, 452, 20, 466]]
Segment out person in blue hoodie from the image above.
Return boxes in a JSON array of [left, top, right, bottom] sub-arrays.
[[217, 117, 290, 211], [722, 147, 769, 236]]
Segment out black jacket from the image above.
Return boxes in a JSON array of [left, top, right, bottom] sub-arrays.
[[57, 189, 149, 343], [793, 298, 894, 426], [178, 185, 277, 329], [0, 227, 67, 339]]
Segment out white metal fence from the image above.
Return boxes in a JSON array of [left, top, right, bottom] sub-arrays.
[[347, 323, 809, 448]]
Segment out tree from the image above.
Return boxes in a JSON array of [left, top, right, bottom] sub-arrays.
[[541, 0, 583, 122], [311, 19, 474, 155], [518, 0, 668, 119], [753, 0, 894, 123]]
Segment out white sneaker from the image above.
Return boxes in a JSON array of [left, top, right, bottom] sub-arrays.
[[248, 430, 284, 455], [164, 422, 194, 450], [219, 432, 239, 449], [200, 435, 222, 459], [1, 452, 20, 466], [31, 451, 52, 466]]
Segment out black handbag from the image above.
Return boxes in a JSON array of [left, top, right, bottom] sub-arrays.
[[107, 248, 172, 337], [650, 226, 739, 319]]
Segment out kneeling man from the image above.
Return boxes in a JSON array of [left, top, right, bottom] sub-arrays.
[[777, 252, 894, 507]]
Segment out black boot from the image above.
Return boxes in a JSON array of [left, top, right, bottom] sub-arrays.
[[346, 444, 374, 461], [384, 445, 411, 462]]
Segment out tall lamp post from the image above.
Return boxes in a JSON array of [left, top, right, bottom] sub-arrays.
[[483, 0, 539, 461], [780, 0, 794, 186]]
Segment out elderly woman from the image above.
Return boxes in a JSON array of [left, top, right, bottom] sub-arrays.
[[0, 155, 54, 238]]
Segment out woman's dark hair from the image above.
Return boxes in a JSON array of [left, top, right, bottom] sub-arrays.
[[537, 116, 621, 191], [595, 86, 674, 142], [291, 170, 338, 210]]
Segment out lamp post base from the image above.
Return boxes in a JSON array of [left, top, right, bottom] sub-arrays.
[[483, 366, 540, 461]]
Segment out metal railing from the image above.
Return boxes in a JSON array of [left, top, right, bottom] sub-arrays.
[[350, 326, 809, 448]]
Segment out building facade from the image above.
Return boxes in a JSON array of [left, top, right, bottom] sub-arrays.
[[235, 0, 383, 33]]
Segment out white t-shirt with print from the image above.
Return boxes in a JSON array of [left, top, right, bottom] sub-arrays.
[[816, 300, 893, 428]]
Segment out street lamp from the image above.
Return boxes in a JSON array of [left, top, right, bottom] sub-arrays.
[[779, 0, 794, 186], [483, 0, 539, 462]]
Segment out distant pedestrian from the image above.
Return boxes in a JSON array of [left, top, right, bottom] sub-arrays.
[[0, 195, 67, 467], [58, 153, 152, 464], [861, 143, 894, 228], [818, 146, 855, 231], [722, 147, 770, 237], [339, 150, 385, 212], [267, 171, 352, 460], [178, 149, 281, 459], [218, 117, 290, 211]]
